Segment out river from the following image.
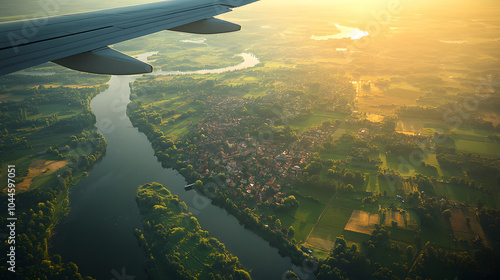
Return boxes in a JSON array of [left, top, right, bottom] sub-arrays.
[[51, 53, 311, 280], [152, 53, 260, 75]]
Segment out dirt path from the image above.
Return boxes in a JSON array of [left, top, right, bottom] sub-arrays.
[[304, 194, 336, 247]]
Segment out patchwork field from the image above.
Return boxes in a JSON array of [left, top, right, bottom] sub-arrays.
[[448, 208, 488, 245], [356, 84, 421, 115], [307, 225, 343, 252], [268, 195, 326, 243], [317, 206, 353, 229], [434, 182, 500, 208], [16, 160, 68, 191], [344, 210, 380, 235], [383, 210, 418, 229], [454, 138, 500, 157]]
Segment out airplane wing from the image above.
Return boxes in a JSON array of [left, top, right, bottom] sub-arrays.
[[0, 0, 258, 76]]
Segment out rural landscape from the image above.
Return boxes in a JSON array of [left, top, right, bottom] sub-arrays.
[[1, 0, 500, 279]]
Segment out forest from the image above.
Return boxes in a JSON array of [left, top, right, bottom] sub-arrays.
[[0, 74, 107, 278]]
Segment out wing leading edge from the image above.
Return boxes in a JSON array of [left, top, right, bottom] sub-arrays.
[[0, 0, 258, 76]]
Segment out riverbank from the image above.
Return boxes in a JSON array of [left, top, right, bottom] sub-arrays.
[[0, 81, 108, 278], [126, 83, 314, 268], [51, 55, 296, 279]]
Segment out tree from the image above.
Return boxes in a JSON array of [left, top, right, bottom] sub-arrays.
[[51, 254, 62, 265], [305, 161, 323, 175], [234, 269, 251, 280], [194, 180, 203, 190], [275, 219, 282, 228], [189, 216, 201, 230], [316, 265, 346, 280], [217, 173, 226, 181], [368, 243, 376, 256], [288, 226, 295, 239], [285, 270, 300, 279], [443, 209, 452, 220], [477, 199, 485, 210], [381, 117, 396, 132], [65, 262, 79, 276], [284, 195, 299, 209], [405, 245, 414, 261], [335, 235, 347, 249]]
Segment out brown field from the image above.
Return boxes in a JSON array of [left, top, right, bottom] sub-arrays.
[[154, 76, 174, 81], [448, 208, 488, 245], [306, 236, 336, 253], [344, 210, 380, 235], [384, 210, 405, 227], [481, 112, 500, 126], [332, 128, 346, 138], [365, 114, 384, 123], [0, 94, 10, 101], [17, 160, 68, 191], [396, 119, 425, 134], [0, 93, 24, 102], [401, 181, 418, 194], [357, 87, 421, 114], [383, 210, 418, 229], [27, 84, 103, 89]]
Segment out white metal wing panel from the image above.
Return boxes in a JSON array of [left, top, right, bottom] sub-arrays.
[[0, 0, 258, 75]]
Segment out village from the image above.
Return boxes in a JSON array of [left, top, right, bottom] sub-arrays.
[[180, 95, 338, 209]]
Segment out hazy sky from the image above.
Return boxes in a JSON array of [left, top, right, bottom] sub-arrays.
[[0, 0, 497, 22]]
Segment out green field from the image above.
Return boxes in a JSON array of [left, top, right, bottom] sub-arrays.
[[388, 227, 417, 244], [308, 225, 344, 251], [454, 138, 500, 156], [317, 206, 353, 229], [434, 182, 500, 208], [289, 196, 326, 242], [310, 225, 345, 241], [160, 116, 204, 140], [289, 111, 348, 132], [290, 115, 334, 132], [295, 184, 335, 204], [264, 195, 326, 242], [330, 194, 378, 213], [342, 230, 371, 252]]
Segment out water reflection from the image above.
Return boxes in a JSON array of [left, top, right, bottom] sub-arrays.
[[311, 24, 369, 40], [150, 53, 260, 75]]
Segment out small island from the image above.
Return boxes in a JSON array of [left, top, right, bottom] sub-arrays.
[[135, 182, 252, 280]]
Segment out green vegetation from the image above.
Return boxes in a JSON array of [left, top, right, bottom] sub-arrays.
[[315, 227, 499, 280], [0, 74, 108, 278], [135, 182, 252, 280], [3, 0, 500, 279], [126, 58, 500, 278]]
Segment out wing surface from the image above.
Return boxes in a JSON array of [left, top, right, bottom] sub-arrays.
[[0, 0, 258, 75]]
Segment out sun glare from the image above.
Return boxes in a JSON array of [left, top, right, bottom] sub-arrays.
[[311, 23, 369, 40]]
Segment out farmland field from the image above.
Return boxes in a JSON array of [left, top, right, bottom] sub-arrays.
[[344, 210, 380, 235], [434, 182, 500, 208], [317, 205, 353, 229]]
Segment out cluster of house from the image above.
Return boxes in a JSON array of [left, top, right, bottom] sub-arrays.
[[180, 96, 338, 208]]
